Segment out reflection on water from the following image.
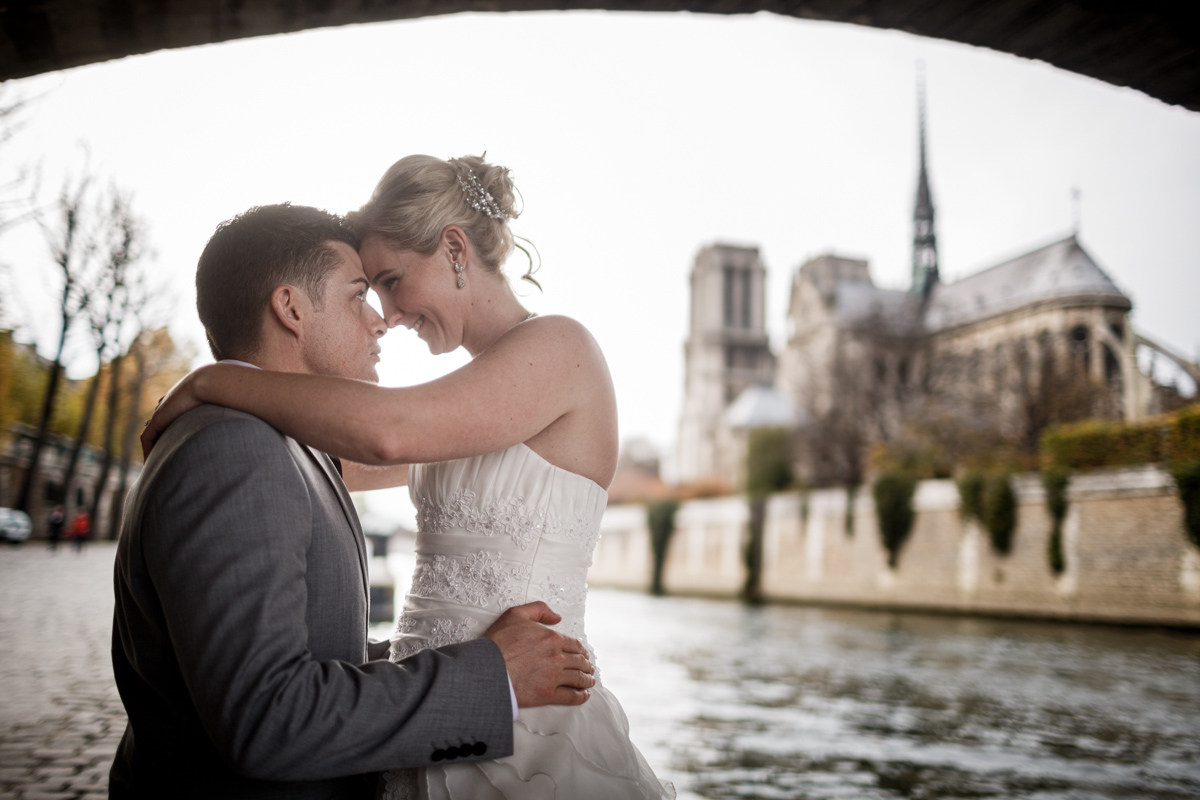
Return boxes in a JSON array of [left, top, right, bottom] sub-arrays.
[[589, 590, 1200, 800], [373, 559, 1200, 799]]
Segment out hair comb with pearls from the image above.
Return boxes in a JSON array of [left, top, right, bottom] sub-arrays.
[[456, 167, 509, 220]]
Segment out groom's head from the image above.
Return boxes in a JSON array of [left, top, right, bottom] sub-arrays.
[[196, 203, 385, 381]]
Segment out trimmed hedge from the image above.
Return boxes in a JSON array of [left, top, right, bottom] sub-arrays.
[[957, 471, 985, 522], [1042, 467, 1070, 574], [958, 470, 1018, 556], [1167, 405, 1200, 464], [745, 426, 794, 498], [873, 472, 917, 568], [982, 473, 1017, 555], [646, 499, 680, 597], [1041, 405, 1200, 552], [845, 483, 858, 537], [1171, 461, 1200, 549], [1041, 418, 1165, 470], [1041, 404, 1200, 471]]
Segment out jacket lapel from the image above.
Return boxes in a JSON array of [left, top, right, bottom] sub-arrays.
[[302, 445, 370, 602]]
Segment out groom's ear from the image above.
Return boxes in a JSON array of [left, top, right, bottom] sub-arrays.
[[269, 284, 306, 340]]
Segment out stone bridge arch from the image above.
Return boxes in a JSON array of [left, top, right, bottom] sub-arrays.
[[2, 2, 1198, 112]]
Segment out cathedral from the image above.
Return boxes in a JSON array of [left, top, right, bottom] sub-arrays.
[[675, 83, 1198, 488]]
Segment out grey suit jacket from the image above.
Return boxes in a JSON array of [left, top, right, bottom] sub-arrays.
[[110, 405, 513, 800]]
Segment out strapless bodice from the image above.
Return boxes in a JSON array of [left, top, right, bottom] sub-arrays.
[[389, 443, 608, 661], [382, 443, 673, 800]]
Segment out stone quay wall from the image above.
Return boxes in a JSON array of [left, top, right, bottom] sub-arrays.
[[589, 465, 1200, 627]]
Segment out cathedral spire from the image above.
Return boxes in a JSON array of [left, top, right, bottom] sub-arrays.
[[912, 62, 939, 298]]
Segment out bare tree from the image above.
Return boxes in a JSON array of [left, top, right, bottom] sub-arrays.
[[795, 308, 1128, 490], [59, 191, 146, 513], [895, 330, 1111, 469], [1011, 333, 1109, 455], [87, 194, 146, 534], [13, 175, 104, 513], [103, 327, 192, 539], [798, 309, 930, 488], [0, 88, 38, 330], [0, 87, 37, 238], [105, 273, 174, 539]]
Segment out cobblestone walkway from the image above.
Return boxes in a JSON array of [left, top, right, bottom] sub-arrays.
[[0, 542, 124, 800]]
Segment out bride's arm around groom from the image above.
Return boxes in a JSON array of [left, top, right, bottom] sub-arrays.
[[109, 203, 593, 800]]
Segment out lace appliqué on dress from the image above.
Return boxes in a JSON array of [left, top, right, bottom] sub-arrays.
[[417, 490, 602, 553], [539, 573, 588, 610], [419, 490, 541, 550], [390, 616, 479, 662], [553, 511, 602, 553], [411, 551, 530, 609]]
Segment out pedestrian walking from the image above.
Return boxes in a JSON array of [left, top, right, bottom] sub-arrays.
[[47, 505, 65, 552], [68, 509, 91, 554]]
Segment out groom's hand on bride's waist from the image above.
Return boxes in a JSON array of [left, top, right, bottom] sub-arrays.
[[483, 601, 595, 709]]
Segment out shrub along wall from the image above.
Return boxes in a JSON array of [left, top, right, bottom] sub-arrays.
[[1041, 405, 1200, 554], [1041, 467, 1070, 574], [589, 465, 1200, 627], [872, 472, 917, 568], [1041, 405, 1200, 470]]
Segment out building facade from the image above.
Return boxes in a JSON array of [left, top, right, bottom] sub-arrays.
[[675, 85, 1198, 488], [675, 244, 776, 486]]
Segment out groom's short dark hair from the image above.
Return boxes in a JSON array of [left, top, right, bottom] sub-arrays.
[[196, 203, 360, 361]]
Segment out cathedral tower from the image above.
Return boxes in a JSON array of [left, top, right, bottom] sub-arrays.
[[912, 64, 939, 298], [675, 244, 775, 484]]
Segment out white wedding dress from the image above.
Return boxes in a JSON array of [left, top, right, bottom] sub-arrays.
[[380, 442, 674, 800]]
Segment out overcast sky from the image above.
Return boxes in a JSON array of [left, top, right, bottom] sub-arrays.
[[3, 10, 1198, 486]]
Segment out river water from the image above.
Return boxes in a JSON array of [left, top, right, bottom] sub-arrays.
[[373, 555, 1200, 800]]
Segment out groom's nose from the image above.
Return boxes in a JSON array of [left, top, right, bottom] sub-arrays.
[[366, 304, 386, 337]]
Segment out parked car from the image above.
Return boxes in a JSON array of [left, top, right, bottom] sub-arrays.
[[0, 508, 32, 544]]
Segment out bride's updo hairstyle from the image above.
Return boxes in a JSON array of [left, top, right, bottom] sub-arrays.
[[350, 154, 538, 286]]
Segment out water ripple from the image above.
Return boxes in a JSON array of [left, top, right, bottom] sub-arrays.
[[582, 589, 1200, 800]]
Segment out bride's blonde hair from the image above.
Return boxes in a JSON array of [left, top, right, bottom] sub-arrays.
[[348, 154, 538, 286]]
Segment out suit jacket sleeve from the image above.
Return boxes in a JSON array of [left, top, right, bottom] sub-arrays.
[[140, 414, 513, 781], [367, 639, 394, 662]]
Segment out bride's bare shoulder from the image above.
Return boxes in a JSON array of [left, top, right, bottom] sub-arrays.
[[522, 313, 589, 333], [509, 314, 605, 357]]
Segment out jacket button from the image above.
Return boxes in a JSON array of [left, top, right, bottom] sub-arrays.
[[431, 749, 445, 762], [472, 742, 487, 757], [444, 746, 460, 760]]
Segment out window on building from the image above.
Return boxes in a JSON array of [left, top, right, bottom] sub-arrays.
[[741, 269, 752, 328], [723, 266, 734, 328], [1104, 345, 1121, 385], [1070, 325, 1091, 371]]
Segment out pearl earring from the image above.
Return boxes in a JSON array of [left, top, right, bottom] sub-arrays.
[[454, 262, 465, 288]]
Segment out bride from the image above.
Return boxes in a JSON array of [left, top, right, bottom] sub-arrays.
[[143, 154, 674, 800]]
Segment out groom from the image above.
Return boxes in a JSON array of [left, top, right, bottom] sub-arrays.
[[110, 204, 593, 799]]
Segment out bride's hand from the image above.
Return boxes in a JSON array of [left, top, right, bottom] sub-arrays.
[[140, 367, 210, 458]]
